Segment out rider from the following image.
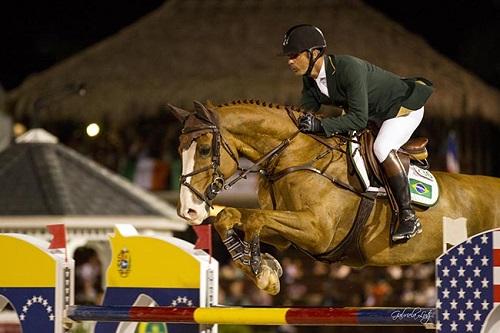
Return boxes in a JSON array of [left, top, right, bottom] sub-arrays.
[[281, 24, 433, 243]]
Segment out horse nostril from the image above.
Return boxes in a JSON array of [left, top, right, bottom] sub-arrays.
[[187, 209, 197, 219]]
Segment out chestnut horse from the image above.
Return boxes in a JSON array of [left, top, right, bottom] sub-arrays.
[[167, 100, 500, 295]]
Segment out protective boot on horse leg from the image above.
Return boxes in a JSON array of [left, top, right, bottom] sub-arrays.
[[382, 150, 422, 242]]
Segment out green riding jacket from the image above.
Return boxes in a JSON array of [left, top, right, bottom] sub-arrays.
[[300, 54, 434, 136]]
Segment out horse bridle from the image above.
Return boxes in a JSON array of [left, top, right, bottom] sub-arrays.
[[179, 111, 305, 208], [180, 108, 367, 209], [179, 121, 239, 208]]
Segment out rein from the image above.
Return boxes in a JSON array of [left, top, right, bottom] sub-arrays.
[[263, 109, 373, 204], [264, 132, 375, 201], [180, 106, 371, 209], [179, 112, 303, 208], [223, 130, 301, 191]]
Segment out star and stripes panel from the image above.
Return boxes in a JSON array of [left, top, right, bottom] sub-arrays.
[[436, 229, 500, 332]]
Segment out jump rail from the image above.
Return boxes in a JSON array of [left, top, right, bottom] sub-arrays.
[[67, 305, 436, 328], [2, 225, 499, 333]]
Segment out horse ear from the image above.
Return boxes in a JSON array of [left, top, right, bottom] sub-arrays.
[[163, 104, 192, 123], [193, 100, 213, 122]]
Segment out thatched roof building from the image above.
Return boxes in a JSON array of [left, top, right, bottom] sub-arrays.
[[6, 0, 500, 128]]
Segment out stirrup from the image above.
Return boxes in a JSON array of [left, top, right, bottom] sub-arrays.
[[392, 218, 422, 243]]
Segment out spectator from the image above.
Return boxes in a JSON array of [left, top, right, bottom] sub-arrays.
[[74, 247, 103, 305]]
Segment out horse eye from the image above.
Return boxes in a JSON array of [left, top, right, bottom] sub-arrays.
[[198, 145, 211, 156]]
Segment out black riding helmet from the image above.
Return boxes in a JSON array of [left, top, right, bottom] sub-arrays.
[[282, 24, 326, 77], [282, 24, 326, 56]]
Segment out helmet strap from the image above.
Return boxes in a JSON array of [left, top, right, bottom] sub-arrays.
[[305, 48, 325, 77]]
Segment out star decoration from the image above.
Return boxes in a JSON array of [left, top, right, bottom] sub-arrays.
[[19, 295, 54, 321]]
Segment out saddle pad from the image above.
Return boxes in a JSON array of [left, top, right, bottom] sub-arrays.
[[349, 138, 439, 206], [408, 165, 439, 207], [348, 137, 371, 190]]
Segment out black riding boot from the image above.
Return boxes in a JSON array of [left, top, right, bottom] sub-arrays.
[[382, 150, 422, 243]]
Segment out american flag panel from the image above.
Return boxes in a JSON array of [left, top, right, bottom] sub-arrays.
[[436, 229, 500, 332]]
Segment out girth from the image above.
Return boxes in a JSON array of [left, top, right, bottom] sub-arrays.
[[300, 192, 376, 266]]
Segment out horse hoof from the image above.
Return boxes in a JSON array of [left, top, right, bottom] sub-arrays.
[[256, 265, 281, 295], [262, 253, 283, 277]]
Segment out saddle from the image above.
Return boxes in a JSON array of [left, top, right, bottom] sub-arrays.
[[350, 128, 431, 248], [356, 128, 429, 190]]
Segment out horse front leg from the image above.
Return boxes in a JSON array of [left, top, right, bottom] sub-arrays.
[[214, 207, 323, 295], [209, 207, 246, 263], [213, 207, 275, 293]]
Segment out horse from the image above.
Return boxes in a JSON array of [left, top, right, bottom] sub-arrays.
[[166, 100, 500, 295]]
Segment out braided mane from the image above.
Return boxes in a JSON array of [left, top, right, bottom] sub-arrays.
[[216, 99, 302, 112]]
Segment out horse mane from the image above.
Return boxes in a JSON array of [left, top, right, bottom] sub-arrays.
[[215, 99, 302, 112]]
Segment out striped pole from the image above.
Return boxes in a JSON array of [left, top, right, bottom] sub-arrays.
[[67, 306, 436, 328]]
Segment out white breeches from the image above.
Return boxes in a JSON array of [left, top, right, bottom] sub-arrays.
[[373, 107, 424, 162]]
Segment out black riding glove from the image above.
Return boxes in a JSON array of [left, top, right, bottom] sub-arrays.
[[298, 113, 325, 134]]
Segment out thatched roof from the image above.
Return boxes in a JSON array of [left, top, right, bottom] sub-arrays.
[[6, 0, 500, 127]]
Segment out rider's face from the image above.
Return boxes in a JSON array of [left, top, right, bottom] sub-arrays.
[[287, 51, 310, 76]]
